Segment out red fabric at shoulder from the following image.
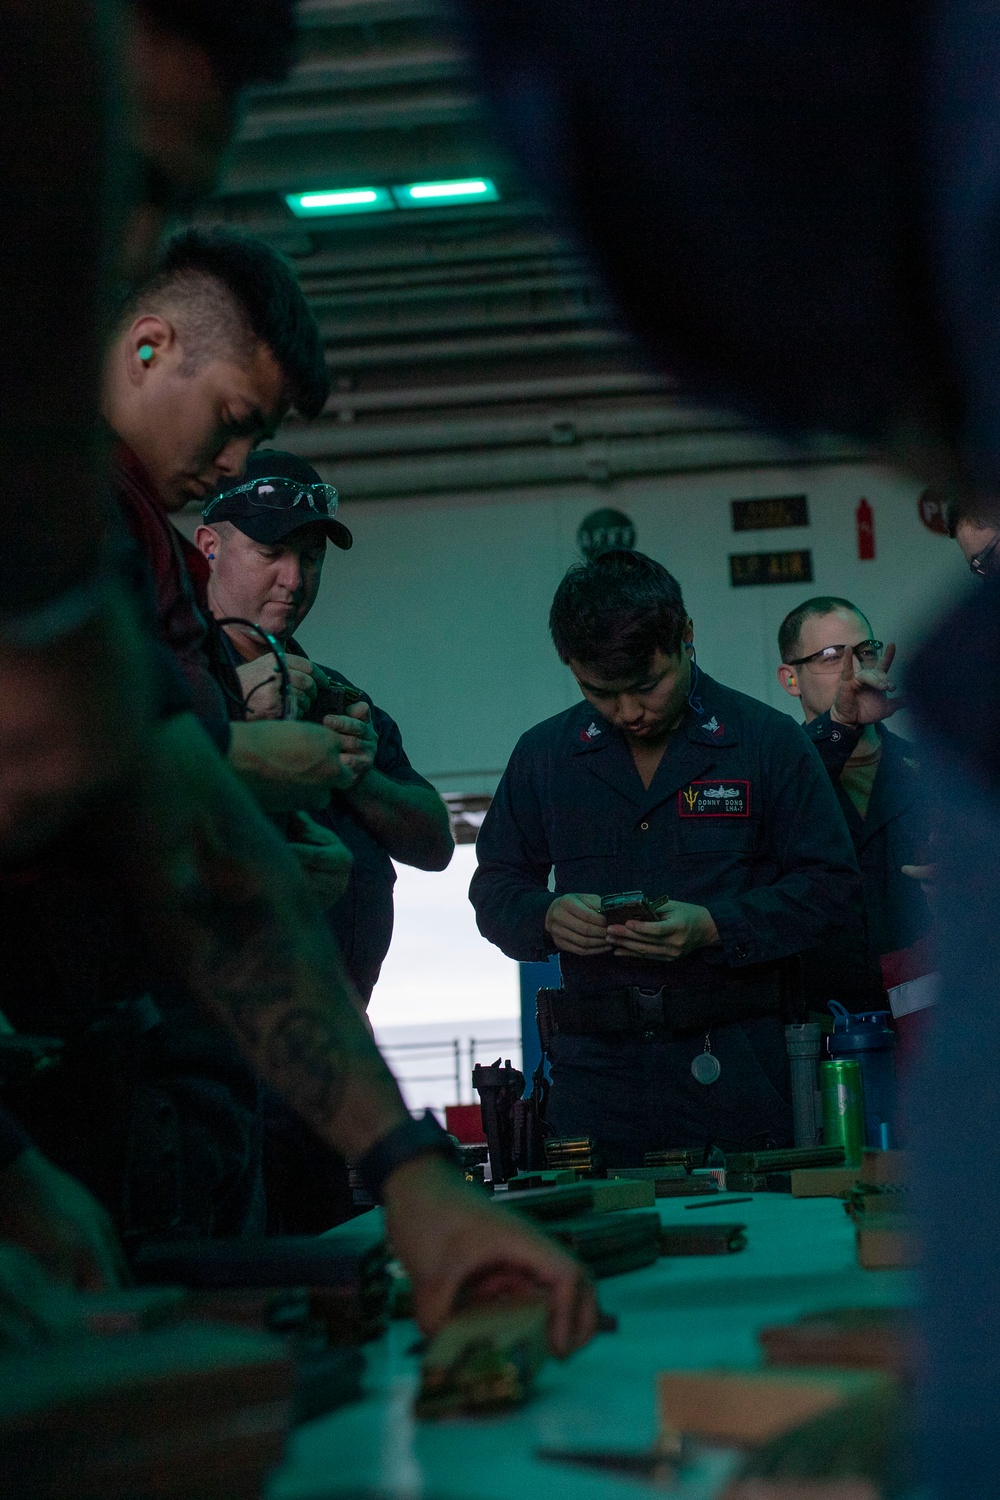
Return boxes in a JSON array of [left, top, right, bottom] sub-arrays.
[[113, 443, 177, 598], [111, 442, 231, 749], [177, 528, 211, 612]]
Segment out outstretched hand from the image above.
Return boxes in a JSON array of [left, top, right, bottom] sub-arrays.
[[831, 642, 902, 727], [0, 1245, 88, 1347], [383, 1155, 597, 1358], [0, 1149, 128, 1292]]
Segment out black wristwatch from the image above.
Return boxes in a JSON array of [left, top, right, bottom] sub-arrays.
[[355, 1110, 459, 1204]]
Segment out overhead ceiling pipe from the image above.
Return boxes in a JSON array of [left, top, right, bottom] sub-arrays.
[[299, 429, 868, 501]]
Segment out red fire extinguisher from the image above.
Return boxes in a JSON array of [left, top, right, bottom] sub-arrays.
[[856, 497, 875, 560]]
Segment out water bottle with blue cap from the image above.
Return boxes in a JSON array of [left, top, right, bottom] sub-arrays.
[[827, 1001, 897, 1149]]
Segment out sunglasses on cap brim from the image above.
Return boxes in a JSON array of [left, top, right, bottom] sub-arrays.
[[204, 475, 340, 519]]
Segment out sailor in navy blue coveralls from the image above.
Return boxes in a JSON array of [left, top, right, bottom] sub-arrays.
[[471, 670, 862, 1162]]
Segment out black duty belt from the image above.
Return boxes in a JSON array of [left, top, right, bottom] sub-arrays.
[[536, 980, 782, 1044]]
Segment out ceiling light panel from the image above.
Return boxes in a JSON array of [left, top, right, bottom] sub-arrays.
[[285, 187, 395, 217], [392, 178, 500, 207]]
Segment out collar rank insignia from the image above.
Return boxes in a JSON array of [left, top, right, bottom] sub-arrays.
[[701, 715, 725, 739], [679, 779, 751, 817], [580, 720, 602, 742]]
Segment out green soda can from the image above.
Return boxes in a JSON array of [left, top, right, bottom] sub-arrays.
[[820, 1058, 865, 1167]]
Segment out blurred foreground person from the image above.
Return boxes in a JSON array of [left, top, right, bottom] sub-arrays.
[[463, 0, 1000, 1485], [0, 0, 151, 863], [122, 0, 297, 277], [0, 0, 315, 1270], [0, 0, 597, 1353], [0, 0, 180, 1291], [0, 0, 301, 856]]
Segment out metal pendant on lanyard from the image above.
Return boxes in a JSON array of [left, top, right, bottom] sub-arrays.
[[691, 1029, 721, 1085]]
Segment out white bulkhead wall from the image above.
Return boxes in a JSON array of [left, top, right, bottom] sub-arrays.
[[280, 462, 969, 794]]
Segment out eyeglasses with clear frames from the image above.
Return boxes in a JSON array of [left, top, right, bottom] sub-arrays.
[[970, 533, 1000, 577], [785, 639, 884, 672]]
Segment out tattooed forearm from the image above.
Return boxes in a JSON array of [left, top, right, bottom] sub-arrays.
[[121, 713, 408, 1159], [261, 1008, 348, 1120], [173, 849, 355, 1126]]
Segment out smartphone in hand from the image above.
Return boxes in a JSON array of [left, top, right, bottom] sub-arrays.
[[600, 891, 665, 923]]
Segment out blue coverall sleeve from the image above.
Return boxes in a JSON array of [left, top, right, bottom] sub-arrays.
[[705, 719, 863, 968], [469, 741, 557, 962]]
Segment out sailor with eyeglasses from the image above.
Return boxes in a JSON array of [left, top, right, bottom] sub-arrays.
[[778, 596, 933, 1008]]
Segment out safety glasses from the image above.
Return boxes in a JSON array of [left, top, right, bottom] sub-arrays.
[[203, 476, 340, 520], [785, 639, 884, 672]]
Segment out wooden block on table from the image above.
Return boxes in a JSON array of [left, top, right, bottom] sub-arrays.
[[0, 1323, 293, 1498], [858, 1149, 910, 1187], [657, 1368, 892, 1447], [758, 1306, 911, 1375], [590, 1178, 656, 1212], [791, 1167, 860, 1198], [855, 1214, 918, 1270], [730, 1382, 905, 1496]]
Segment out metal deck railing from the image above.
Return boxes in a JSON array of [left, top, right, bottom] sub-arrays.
[[378, 1034, 522, 1107]]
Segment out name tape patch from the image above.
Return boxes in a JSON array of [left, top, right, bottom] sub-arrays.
[[679, 780, 751, 818]]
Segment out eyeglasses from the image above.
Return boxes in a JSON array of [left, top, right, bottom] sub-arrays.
[[203, 475, 340, 520], [970, 533, 1000, 577], [785, 639, 884, 672]]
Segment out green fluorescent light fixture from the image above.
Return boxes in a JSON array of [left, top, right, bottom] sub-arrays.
[[392, 178, 500, 207], [285, 187, 394, 217]]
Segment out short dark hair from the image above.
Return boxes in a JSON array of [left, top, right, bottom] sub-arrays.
[[549, 550, 688, 675], [778, 596, 872, 663], [139, 1, 297, 93], [944, 496, 1000, 537], [127, 227, 331, 419]]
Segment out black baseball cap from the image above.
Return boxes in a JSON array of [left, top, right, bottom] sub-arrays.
[[202, 449, 353, 550]]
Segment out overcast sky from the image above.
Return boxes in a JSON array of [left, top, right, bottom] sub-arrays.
[[368, 844, 519, 1031]]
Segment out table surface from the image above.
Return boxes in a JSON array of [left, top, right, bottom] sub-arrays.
[[269, 1193, 913, 1500]]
